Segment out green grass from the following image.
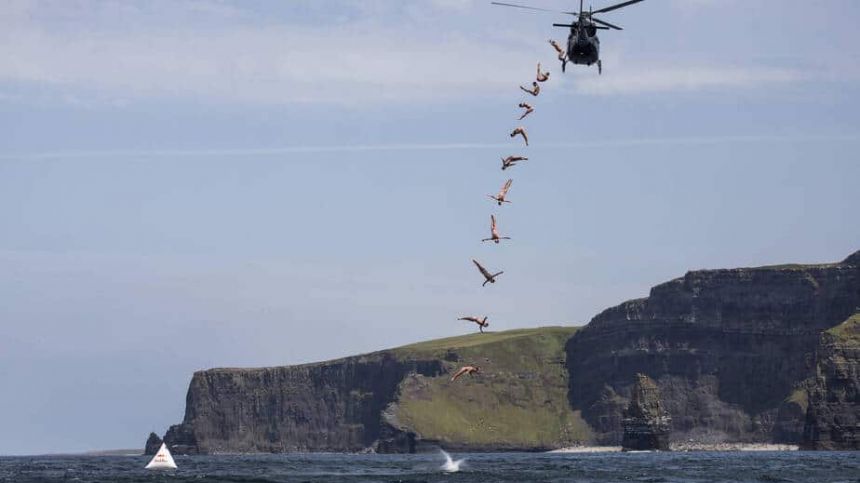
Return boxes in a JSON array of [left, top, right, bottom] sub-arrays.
[[393, 326, 577, 358], [785, 388, 809, 413], [826, 313, 860, 343], [746, 262, 839, 271], [391, 326, 591, 448]]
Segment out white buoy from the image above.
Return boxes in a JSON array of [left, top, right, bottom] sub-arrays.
[[145, 443, 177, 470]]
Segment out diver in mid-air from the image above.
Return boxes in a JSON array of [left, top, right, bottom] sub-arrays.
[[451, 365, 481, 382], [536, 62, 550, 82], [500, 156, 526, 171], [548, 39, 568, 72], [489, 178, 514, 204], [472, 259, 504, 286], [510, 126, 529, 146], [458, 316, 490, 333], [519, 81, 540, 97], [482, 215, 511, 244], [518, 102, 534, 120]]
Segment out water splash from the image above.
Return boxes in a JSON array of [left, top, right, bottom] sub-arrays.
[[440, 450, 464, 473]]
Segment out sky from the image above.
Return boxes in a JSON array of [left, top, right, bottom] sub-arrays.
[[1, 0, 859, 455]]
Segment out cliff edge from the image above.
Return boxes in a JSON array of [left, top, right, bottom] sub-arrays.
[[566, 250, 860, 445], [149, 250, 860, 453], [152, 327, 584, 454]]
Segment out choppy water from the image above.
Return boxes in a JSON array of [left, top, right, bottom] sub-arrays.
[[1, 451, 858, 483]]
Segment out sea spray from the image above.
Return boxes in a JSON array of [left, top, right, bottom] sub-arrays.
[[440, 450, 464, 473]]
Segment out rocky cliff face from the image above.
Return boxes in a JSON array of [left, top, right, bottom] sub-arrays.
[[155, 327, 583, 454], [151, 251, 860, 453], [622, 374, 671, 451], [567, 251, 860, 445], [802, 313, 860, 450], [160, 353, 445, 454]]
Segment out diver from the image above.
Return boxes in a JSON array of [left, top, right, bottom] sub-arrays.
[[548, 39, 568, 72], [451, 365, 481, 382], [536, 62, 550, 82], [519, 81, 540, 97], [510, 126, 529, 146], [518, 102, 534, 120]]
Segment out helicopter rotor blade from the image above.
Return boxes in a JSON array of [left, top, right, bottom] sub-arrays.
[[592, 17, 623, 30], [591, 0, 645, 15], [553, 22, 607, 29], [489, 2, 576, 15]]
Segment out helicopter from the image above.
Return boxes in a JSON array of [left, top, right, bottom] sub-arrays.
[[491, 0, 644, 74]]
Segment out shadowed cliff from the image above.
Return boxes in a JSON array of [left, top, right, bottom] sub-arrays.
[[802, 312, 860, 449], [566, 250, 860, 445]]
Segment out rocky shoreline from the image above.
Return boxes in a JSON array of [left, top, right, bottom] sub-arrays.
[[550, 443, 799, 453]]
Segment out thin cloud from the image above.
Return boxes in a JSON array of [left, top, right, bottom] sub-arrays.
[[568, 64, 806, 95], [0, 1, 829, 106], [3, 134, 856, 161], [0, 1, 534, 106]]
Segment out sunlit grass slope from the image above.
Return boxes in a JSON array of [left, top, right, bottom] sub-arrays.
[[390, 326, 591, 450]]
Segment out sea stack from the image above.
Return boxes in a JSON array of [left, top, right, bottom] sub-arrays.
[[144, 432, 163, 456], [622, 374, 671, 451]]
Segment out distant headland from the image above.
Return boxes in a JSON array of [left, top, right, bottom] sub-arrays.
[[147, 250, 860, 454]]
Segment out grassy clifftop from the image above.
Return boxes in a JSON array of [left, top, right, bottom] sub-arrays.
[[387, 326, 590, 450], [825, 312, 860, 344]]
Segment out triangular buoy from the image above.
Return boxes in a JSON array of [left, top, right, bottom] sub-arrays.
[[145, 443, 177, 470]]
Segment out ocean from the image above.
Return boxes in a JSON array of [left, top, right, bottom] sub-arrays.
[[1, 451, 857, 483]]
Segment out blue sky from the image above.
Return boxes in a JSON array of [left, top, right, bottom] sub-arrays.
[[1, 0, 859, 455]]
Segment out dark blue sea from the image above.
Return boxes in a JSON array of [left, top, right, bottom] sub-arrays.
[[1, 451, 858, 483]]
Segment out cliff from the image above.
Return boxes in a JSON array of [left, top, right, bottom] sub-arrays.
[[153, 327, 585, 454], [802, 312, 860, 449], [566, 250, 860, 445], [150, 250, 860, 453]]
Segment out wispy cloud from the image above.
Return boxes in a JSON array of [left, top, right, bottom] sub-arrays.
[[3, 134, 856, 161], [569, 64, 806, 95], [0, 0, 834, 106], [0, 1, 537, 106]]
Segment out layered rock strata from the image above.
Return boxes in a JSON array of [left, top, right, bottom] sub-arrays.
[[622, 374, 671, 451], [802, 312, 860, 450], [149, 251, 860, 453], [153, 327, 584, 454], [567, 251, 860, 444]]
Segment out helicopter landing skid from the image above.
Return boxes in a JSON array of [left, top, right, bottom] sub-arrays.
[[597, 60, 602, 75]]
